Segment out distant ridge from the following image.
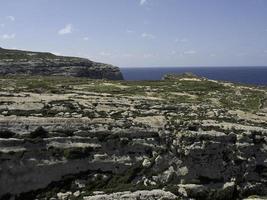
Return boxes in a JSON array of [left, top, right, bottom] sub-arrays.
[[0, 47, 123, 80]]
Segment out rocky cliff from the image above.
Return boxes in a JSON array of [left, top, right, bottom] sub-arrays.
[[0, 47, 123, 80], [0, 75, 266, 200]]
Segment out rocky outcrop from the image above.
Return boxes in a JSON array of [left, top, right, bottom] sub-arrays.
[[0, 47, 123, 80], [162, 72, 204, 80], [0, 75, 266, 199], [83, 190, 178, 200]]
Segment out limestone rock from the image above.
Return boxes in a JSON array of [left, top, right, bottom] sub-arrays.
[[83, 190, 178, 200], [0, 47, 123, 80], [0, 75, 266, 200]]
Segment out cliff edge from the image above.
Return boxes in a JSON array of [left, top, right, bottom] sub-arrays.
[[0, 47, 123, 80]]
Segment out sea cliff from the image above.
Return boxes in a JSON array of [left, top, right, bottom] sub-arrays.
[[0, 47, 123, 80]]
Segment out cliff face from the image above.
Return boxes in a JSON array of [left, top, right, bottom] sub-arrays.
[[0, 47, 123, 80], [0, 75, 266, 200]]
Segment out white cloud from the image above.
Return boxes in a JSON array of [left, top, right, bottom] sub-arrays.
[[140, 0, 147, 6], [175, 38, 188, 43], [122, 53, 134, 58], [141, 32, 156, 39], [183, 50, 197, 55], [236, 52, 247, 57], [6, 16, 15, 21], [0, 24, 5, 28], [58, 24, 73, 35], [99, 51, 112, 57], [83, 37, 89, 41], [1, 33, 16, 40], [126, 29, 135, 34], [143, 53, 154, 58], [143, 20, 150, 25], [170, 50, 177, 55]]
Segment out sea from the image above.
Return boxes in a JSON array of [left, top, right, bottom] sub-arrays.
[[121, 66, 267, 86]]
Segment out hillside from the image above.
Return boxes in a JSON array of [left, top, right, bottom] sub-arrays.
[[0, 47, 123, 80], [0, 74, 266, 200]]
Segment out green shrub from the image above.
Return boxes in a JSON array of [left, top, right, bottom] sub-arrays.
[[63, 147, 92, 159], [30, 126, 48, 138], [0, 130, 16, 138]]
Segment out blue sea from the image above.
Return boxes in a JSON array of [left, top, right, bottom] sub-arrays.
[[121, 67, 267, 86]]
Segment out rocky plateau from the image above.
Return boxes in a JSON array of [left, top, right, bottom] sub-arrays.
[[0, 73, 266, 200]]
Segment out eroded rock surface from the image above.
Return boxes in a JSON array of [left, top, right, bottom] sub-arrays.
[[0, 75, 266, 200], [0, 47, 123, 80]]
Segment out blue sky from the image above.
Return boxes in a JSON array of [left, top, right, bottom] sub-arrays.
[[0, 0, 267, 67]]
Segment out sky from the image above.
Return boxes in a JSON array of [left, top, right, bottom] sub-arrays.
[[0, 0, 267, 67]]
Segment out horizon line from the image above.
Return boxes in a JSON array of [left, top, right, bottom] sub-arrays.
[[119, 65, 267, 68]]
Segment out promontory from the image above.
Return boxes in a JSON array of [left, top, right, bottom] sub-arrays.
[[0, 47, 123, 80]]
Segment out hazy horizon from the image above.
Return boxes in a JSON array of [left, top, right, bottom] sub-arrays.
[[119, 65, 267, 68], [1, 0, 267, 67]]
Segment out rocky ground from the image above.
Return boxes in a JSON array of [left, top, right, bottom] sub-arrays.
[[0, 74, 266, 200], [0, 47, 123, 80]]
